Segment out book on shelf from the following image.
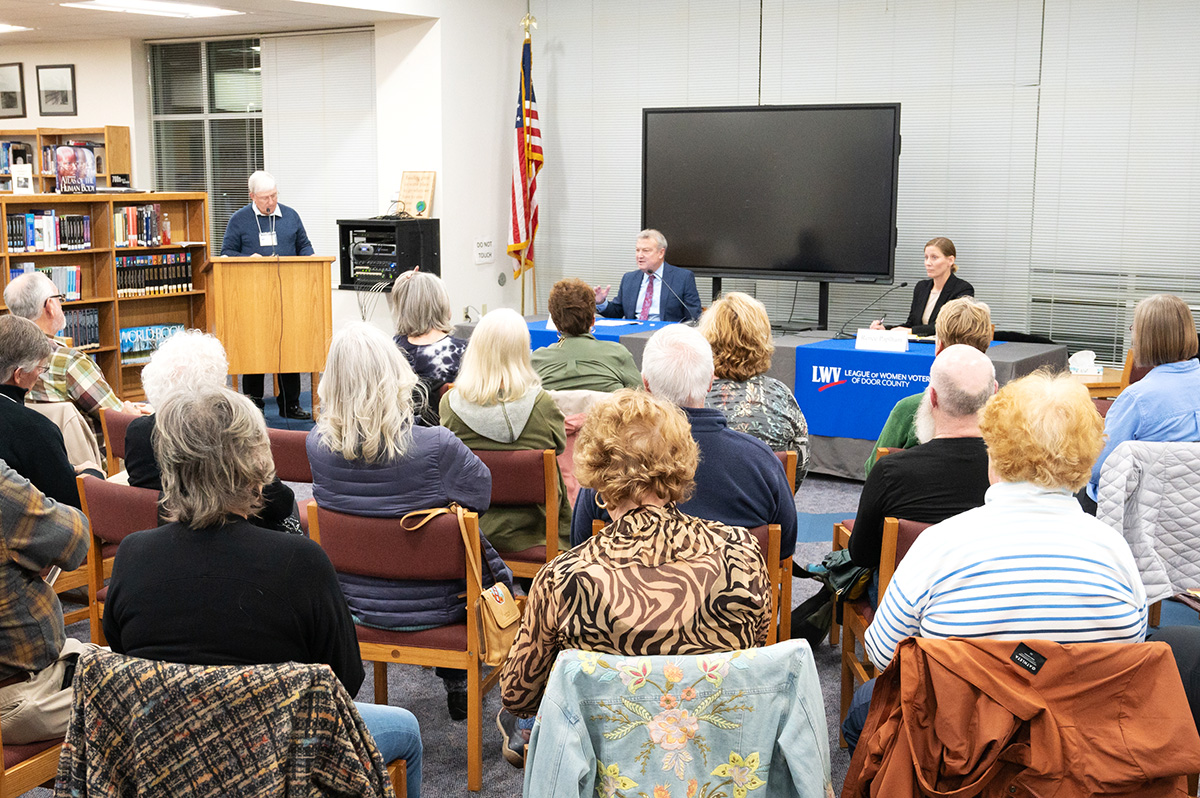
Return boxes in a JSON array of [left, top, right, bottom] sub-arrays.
[[11, 163, 33, 195], [62, 307, 101, 350], [116, 250, 193, 296], [4, 211, 92, 252], [53, 145, 97, 194], [1, 142, 33, 175], [113, 203, 164, 248], [34, 265, 83, 301], [119, 324, 184, 365]]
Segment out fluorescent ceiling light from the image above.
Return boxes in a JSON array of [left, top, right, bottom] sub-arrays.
[[60, 0, 242, 18], [0, 24, 32, 33]]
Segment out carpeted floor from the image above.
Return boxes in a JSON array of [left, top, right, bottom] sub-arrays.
[[31, 471, 1200, 797]]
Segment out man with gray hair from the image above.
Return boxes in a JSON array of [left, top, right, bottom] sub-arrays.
[[0, 315, 86, 509], [3, 272, 143, 422], [571, 324, 797, 556], [220, 170, 314, 419], [593, 229, 702, 322], [848, 344, 997, 575]]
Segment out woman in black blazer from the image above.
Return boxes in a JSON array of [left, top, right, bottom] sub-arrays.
[[872, 237, 974, 336]]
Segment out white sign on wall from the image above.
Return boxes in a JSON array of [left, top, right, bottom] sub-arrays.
[[474, 239, 495, 266]]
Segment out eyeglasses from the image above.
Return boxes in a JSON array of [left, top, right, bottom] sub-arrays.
[[46, 294, 65, 303]]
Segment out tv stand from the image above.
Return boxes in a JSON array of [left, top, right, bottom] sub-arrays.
[[710, 277, 829, 331]]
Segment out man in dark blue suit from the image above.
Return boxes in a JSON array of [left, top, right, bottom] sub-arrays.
[[593, 229, 703, 323]]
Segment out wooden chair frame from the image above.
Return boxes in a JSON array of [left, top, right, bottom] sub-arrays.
[[473, 449, 560, 579], [100, 408, 138, 477], [0, 725, 61, 797], [308, 504, 498, 793], [77, 475, 159, 645]]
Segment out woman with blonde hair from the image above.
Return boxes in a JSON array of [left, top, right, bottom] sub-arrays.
[[389, 269, 467, 425], [440, 308, 571, 553], [700, 291, 809, 487], [497, 389, 770, 763], [307, 321, 503, 721], [1082, 293, 1200, 511]]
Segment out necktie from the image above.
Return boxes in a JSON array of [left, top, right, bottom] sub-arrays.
[[639, 274, 656, 320]]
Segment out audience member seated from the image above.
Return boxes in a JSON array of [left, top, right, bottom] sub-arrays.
[[1082, 293, 1200, 513], [848, 345, 995, 584], [307, 321, 504, 721], [1149, 626, 1200, 736], [531, 278, 642, 392], [700, 291, 809, 487], [571, 324, 797, 558], [3, 271, 146, 422], [842, 371, 1147, 753], [498, 389, 770, 765], [101, 386, 423, 797], [0, 460, 92, 744], [865, 296, 992, 475], [389, 270, 468, 426], [0, 315, 88, 508], [125, 329, 299, 534], [440, 308, 571, 553]]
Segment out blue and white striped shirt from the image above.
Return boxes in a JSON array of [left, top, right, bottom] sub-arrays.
[[865, 481, 1147, 670]]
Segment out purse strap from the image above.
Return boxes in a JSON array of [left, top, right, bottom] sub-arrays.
[[399, 505, 485, 592]]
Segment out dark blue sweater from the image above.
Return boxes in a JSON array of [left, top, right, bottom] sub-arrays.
[[306, 425, 511, 630], [220, 203, 314, 257], [571, 406, 798, 557]]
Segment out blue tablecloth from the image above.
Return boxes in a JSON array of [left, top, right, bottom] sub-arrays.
[[527, 319, 674, 350], [794, 339, 938, 440]]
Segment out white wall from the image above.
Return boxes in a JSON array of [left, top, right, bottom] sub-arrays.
[[0, 39, 146, 184]]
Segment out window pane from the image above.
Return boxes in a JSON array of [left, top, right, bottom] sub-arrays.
[[207, 39, 261, 114], [151, 43, 203, 115], [153, 120, 206, 192], [210, 117, 263, 244]]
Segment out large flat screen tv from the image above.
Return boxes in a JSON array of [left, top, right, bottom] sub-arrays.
[[642, 104, 900, 283]]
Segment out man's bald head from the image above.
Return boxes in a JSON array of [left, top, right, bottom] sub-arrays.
[[930, 344, 997, 420]]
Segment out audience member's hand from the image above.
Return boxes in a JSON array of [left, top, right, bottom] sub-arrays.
[[122, 401, 152, 416], [869, 319, 886, 330], [594, 285, 611, 304], [893, 326, 912, 335]]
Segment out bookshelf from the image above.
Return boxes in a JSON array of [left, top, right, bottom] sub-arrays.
[[0, 125, 131, 193], [0, 191, 209, 402]]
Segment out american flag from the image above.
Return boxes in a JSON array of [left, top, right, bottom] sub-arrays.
[[507, 36, 543, 278]]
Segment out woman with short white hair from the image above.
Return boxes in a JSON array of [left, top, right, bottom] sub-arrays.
[[440, 308, 571, 553], [125, 329, 299, 533]]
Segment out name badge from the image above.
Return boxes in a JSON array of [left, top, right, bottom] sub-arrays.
[[259, 230, 278, 247]]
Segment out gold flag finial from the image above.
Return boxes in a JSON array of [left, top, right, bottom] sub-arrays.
[[520, 13, 537, 34]]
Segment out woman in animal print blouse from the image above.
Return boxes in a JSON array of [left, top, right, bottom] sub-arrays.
[[499, 389, 771, 718]]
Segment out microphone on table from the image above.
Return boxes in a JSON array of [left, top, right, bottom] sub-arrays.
[[836, 282, 909, 339], [655, 274, 698, 325]]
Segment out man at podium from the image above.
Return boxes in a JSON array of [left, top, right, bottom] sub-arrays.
[[221, 170, 313, 420]]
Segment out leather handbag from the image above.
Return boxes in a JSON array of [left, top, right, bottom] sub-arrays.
[[400, 505, 524, 667]]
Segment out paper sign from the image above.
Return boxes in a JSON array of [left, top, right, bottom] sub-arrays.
[[855, 328, 909, 352], [474, 239, 495, 265]]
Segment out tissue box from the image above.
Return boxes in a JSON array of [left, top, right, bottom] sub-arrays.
[[1069, 364, 1105, 376]]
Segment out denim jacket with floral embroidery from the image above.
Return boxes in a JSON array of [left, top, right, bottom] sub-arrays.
[[523, 640, 834, 798]]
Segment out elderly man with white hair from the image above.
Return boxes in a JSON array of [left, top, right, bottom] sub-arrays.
[[220, 170, 314, 420], [3, 271, 144, 421], [848, 344, 997, 579], [570, 323, 797, 556]]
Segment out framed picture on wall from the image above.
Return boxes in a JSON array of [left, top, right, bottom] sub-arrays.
[[0, 63, 25, 119], [36, 64, 76, 116]]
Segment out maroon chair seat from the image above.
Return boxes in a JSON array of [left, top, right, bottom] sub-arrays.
[[2, 737, 60, 770], [268, 428, 313, 483], [502, 545, 546, 564], [355, 622, 469, 651]]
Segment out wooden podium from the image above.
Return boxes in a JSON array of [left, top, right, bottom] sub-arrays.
[[205, 256, 334, 404]]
